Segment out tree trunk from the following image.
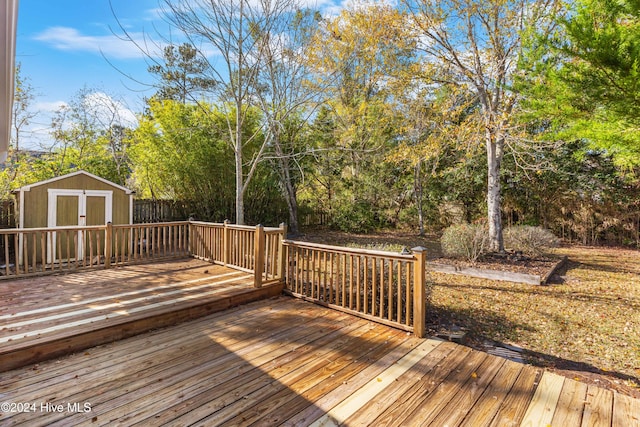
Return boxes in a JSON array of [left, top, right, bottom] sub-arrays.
[[414, 159, 425, 236], [285, 185, 299, 235], [486, 131, 504, 252], [235, 136, 245, 225], [277, 155, 299, 235]]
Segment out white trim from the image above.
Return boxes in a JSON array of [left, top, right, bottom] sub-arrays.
[[15, 170, 134, 194], [17, 187, 25, 263], [129, 193, 134, 224], [0, 0, 19, 164], [46, 189, 113, 262]]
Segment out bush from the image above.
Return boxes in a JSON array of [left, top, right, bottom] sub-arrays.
[[440, 223, 489, 262], [331, 202, 379, 233], [504, 226, 559, 256]]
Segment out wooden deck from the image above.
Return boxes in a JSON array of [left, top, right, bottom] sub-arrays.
[[1, 296, 637, 426], [0, 259, 283, 372]]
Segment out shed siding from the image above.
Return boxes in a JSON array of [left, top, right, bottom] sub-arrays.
[[20, 174, 131, 228]]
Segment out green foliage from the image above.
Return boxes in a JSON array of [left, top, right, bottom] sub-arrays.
[[331, 201, 380, 233], [148, 43, 217, 104], [502, 139, 638, 246], [129, 98, 286, 223], [519, 0, 640, 169], [7, 0, 639, 248], [503, 226, 559, 256], [440, 223, 489, 262], [130, 99, 233, 219]]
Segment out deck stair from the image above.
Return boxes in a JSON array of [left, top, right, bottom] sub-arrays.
[[0, 259, 282, 372]]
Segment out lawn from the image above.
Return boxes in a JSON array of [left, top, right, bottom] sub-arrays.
[[297, 230, 640, 398]]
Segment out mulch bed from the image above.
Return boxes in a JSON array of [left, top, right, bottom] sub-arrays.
[[430, 252, 562, 277]]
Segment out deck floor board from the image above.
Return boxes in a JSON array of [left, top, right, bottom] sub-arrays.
[[1, 277, 638, 426]]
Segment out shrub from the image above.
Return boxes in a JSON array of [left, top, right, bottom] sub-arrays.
[[331, 202, 379, 233], [504, 225, 559, 256], [440, 223, 489, 262]]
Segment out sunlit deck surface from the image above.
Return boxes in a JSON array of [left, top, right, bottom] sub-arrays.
[[2, 296, 638, 426], [0, 259, 281, 372]]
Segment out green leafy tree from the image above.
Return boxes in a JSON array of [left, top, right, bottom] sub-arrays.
[[303, 2, 416, 231], [130, 98, 283, 222], [403, 0, 560, 251], [159, 0, 298, 224], [44, 88, 133, 185], [522, 0, 640, 169], [130, 98, 234, 218], [252, 8, 322, 234]]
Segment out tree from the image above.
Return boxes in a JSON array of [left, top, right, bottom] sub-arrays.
[[391, 84, 485, 234], [43, 88, 134, 185], [159, 0, 298, 224], [0, 64, 39, 197], [403, 0, 560, 251], [130, 98, 285, 222], [302, 2, 416, 231], [522, 0, 640, 169], [11, 63, 38, 158], [130, 98, 236, 218], [147, 43, 217, 104], [252, 8, 322, 234]]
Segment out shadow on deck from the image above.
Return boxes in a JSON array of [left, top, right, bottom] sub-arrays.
[[2, 296, 638, 426], [0, 258, 283, 372]]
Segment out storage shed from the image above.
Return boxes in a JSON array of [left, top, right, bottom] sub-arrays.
[[14, 170, 134, 229]]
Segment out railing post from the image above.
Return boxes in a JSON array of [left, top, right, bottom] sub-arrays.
[[412, 246, 427, 338], [223, 219, 230, 266], [187, 218, 194, 257], [105, 222, 112, 269], [254, 224, 265, 288], [277, 222, 287, 282]]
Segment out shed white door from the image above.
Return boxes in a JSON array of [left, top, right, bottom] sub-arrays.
[[47, 189, 113, 263]]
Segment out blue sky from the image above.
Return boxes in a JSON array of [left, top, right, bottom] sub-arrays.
[[15, 0, 358, 148], [16, 0, 166, 147]]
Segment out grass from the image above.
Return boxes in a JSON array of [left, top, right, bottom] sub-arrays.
[[298, 229, 640, 397], [429, 245, 640, 395]]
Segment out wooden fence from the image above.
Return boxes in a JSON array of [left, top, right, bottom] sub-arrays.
[[282, 240, 427, 337], [133, 200, 187, 223], [0, 200, 16, 228]]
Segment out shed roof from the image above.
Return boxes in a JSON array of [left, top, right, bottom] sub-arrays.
[[14, 170, 135, 194]]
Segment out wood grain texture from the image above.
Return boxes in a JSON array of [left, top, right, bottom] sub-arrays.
[[1, 296, 638, 426]]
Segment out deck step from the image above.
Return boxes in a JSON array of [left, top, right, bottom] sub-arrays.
[[0, 260, 283, 372]]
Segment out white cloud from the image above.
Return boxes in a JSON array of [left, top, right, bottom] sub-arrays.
[[33, 26, 162, 60], [16, 94, 138, 150], [35, 100, 68, 113], [81, 92, 138, 129]]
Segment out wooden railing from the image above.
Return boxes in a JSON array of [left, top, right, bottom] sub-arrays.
[[109, 222, 190, 266], [283, 240, 427, 337], [0, 225, 110, 276], [1, 219, 428, 336], [189, 221, 287, 287], [0, 222, 190, 278]]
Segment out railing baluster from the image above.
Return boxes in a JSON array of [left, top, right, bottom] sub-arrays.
[[281, 240, 423, 336], [4, 234, 9, 276]]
